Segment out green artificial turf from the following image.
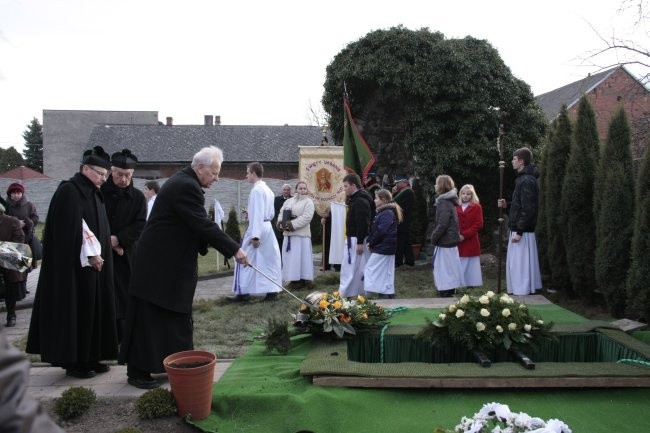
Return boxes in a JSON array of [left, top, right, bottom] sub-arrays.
[[192, 337, 650, 433], [190, 306, 650, 433]]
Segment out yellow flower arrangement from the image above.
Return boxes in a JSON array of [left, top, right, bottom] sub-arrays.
[[294, 291, 391, 338]]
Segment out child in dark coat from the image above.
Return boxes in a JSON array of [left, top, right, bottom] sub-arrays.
[[364, 189, 403, 299]]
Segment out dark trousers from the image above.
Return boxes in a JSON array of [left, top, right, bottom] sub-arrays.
[[395, 228, 414, 266]]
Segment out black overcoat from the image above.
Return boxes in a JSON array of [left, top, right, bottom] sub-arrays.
[[26, 172, 117, 366], [101, 176, 146, 319], [128, 167, 240, 313]]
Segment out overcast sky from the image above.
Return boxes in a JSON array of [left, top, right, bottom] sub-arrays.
[[0, 0, 646, 153]]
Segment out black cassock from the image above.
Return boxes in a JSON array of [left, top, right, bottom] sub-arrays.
[[26, 173, 117, 367], [119, 167, 240, 374], [101, 176, 146, 327]]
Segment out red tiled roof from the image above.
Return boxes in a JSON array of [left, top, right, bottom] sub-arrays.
[[0, 166, 50, 179]]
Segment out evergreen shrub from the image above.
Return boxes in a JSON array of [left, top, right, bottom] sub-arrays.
[[134, 388, 176, 419], [225, 208, 242, 244], [53, 386, 97, 420]]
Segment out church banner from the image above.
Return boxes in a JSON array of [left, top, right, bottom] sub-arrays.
[[298, 146, 346, 217]]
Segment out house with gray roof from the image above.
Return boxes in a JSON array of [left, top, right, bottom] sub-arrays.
[[535, 65, 649, 159], [87, 118, 330, 179]]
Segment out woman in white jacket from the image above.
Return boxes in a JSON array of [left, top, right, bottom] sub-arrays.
[[277, 181, 315, 287]]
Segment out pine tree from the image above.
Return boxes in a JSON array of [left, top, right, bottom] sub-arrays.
[[22, 117, 43, 172], [560, 97, 599, 301], [544, 105, 572, 292], [0, 146, 26, 173], [625, 146, 650, 321], [535, 128, 553, 280], [594, 108, 635, 317], [225, 208, 242, 244]]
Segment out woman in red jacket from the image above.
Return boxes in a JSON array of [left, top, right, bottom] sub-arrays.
[[456, 184, 484, 287]]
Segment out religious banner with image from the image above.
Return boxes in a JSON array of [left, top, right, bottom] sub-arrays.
[[298, 146, 346, 217]]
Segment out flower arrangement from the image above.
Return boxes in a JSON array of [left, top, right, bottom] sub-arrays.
[[418, 291, 554, 355], [435, 402, 572, 433], [294, 291, 391, 338]]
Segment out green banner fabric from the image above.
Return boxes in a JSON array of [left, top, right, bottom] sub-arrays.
[[343, 97, 375, 179]]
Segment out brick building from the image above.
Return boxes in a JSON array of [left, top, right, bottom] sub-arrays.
[[536, 66, 649, 160]]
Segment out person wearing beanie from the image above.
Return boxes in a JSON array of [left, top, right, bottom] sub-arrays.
[[26, 145, 118, 379], [100, 149, 146, 342], [392, 175, 415, 268], [0, 202, 26, 327], [5, 182, 39, 294]]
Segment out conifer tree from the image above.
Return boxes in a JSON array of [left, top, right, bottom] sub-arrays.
[[594, 108, 635, 317], [544, 105, 572, 292], [625, 146, 650, 321], [225, 207, 242, 244], [560, 97, 599, 301], [0, 146, 25, 173], [22, 117, 43, 172], [535, 129, 553, 280]]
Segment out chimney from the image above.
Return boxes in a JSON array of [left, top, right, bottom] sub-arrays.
[[215, 115, 221, 126], [166, 117, 173, 126], [204, 115, 213, 126]]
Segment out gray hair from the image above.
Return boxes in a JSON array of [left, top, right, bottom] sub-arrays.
[[191, 146, 224, 168]]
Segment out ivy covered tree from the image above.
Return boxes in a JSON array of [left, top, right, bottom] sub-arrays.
[[543, 106, 572, 292], [22, 117, 43, 173], [561, 97, 599, 301], [594, 108, 635, 317], [322, 26, 547, 234], [625, 145, 650, 321], [0, 146, 26, 173]]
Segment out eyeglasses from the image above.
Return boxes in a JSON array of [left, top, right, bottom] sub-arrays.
[[85, 165, 108, 178]]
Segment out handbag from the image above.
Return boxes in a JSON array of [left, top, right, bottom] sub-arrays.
[[29, 234, 43, 261]]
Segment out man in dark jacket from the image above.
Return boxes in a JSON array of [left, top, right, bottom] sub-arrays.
[[26, 146, 117, 379], [338, 173, 374, 297], [393, 176, 415, 267], [272, 184, 292, 250], [119, 146, 247, 389], [101, 149, 147, 342], [498, 147, 542, 295]]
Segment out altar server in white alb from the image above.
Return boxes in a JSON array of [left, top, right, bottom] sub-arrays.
[[430, 174, 463, 297], [277, 181, 315, 287], [230, 162, 282, 301], [338, 173, 374, 297], [498, 147, 542, 295], [364, 189, 402, 299]]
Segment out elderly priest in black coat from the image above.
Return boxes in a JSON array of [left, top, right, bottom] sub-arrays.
[[101, 149, 147, 342], [27, 146, 118, 379], [119, 146, 248, 389]]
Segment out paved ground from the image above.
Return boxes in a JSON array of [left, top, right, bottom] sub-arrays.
[[3, 262, 552, 400]]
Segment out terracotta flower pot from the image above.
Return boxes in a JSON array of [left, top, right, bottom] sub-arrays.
[[163, 350, 216, 420]]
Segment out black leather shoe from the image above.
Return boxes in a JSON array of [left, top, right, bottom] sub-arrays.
[[226, 294, 251, 302], [6, 315, 16, 327], [127, 376, 160, 389], [92, 363, 110, 374], [66, 368, 96, 379], [264, 293, 278, 301]]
